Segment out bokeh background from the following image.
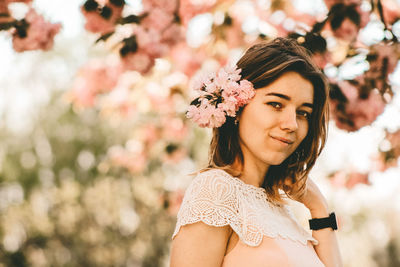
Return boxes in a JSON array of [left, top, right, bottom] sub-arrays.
[[1, 0, 400, 266]]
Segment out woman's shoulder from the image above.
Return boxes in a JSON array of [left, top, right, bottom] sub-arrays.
[[194, 168, 236, 182], [186, 168, 239, 199], [172, 168, 243, 241]]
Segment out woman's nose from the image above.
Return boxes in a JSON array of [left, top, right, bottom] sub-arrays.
[[279, 109, 298, 132]]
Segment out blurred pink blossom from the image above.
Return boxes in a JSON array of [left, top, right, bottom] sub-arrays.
[[0, 1, 8, 13], [329, 170, 369, 189], [330, 81, 386, 131], [370, 152, 398, 172], [141, 7, 174, 32], [169, 43, 203, 77], [381, 0, 400, 24], [324, 1, 369, 42], [5, 0, 33, 4], [109, 146, 147, 174], [345, 172, 369, 188], [143, 0, 178, 14], [161, 23, 185, 46], [179, 0, 217, 26], [137, 124, 160, 148], [324, 0, 362, 9], [367, 43, 399, 78], [224, 19, 245, 49], [160, 189, 184, 216], [167, 190, 184, 215], [70, 60, 123, 107], [81, 0, 123, 34], [0, 2, 11, 23], [371, 129, 400, 172], [161, 117, 188, 142], [134, 27, 167, 58], [332, 17, 359, 42], [162, 148, 187, 165], [312, 52, 331, 69], [11, 8, 61, 52], [121, 50, 155, 74]]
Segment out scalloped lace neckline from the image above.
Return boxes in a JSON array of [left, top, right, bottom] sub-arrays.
[[211, 169, 286, 207]]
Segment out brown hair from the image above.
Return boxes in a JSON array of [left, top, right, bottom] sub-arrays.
[[207, 37, 329, 203]]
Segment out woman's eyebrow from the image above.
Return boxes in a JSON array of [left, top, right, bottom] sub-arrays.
[[265, 92, 313, 109]]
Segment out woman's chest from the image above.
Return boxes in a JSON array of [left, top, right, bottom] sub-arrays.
[[222, 235, 324, 267]]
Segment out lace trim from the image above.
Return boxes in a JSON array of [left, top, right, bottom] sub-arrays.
[[172, 169, 318, 246]]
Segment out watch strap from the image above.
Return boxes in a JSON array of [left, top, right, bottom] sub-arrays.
[[309, 212, 338, 230]]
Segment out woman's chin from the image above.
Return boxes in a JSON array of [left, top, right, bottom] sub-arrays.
[[264, 157, 286, 166]]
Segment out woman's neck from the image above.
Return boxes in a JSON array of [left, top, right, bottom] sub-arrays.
[[232, 158, 269, 187]]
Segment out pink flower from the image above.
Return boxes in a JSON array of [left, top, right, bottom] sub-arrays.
[[109, 146, 147, 174], [339, 80, 358, 102], [367, 43, 400, 78], [0, 2, 12, 24], [81, 0, 123, 35], [381, 0, 400, 25], [346, 172, 369, 189], [12, 8, 61, 52], [203, 105, 226, 128], [187, 65, 255, 128], [69, 60, 122, 107], [5, 0, 33, 4], [162, 117, 188, 142], [312, 52, 331, 69], [0, 1, 9, 13], [218, 98, 236, 117], [223, 64, 242, 81], [143, 0, 178, 14], [161, 23, 185, 46], [187, 103, 226, 128], [121, 50, 155, 74], [166, 190, 184, 215], [134, 27, 166, 58], [191, 72, 213, 92], [223, 18, 246, 49], [332, 17, 359, 42], [329, 170, 369, 189], [178, 0, 217, 26], [186, 104, 201, 122], [141, 7, 174, 32], [169, 43, 203, 77], [236, 80, 255, 106], [330, 81, 386, 131]]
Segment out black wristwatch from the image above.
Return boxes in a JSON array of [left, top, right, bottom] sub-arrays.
[[309, 212, 338, 231]]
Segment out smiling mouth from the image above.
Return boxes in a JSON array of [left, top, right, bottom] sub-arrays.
[[271, 136, 294, 145]]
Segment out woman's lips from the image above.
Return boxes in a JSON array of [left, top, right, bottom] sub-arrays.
[[270, 135, 294, 145]]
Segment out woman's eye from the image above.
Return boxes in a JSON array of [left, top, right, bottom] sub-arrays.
[[267, 102, 282, 109], [297, 110, 311, 119]]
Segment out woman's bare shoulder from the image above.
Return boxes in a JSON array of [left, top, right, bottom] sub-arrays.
[[170, 221, 232, 267], [170, 168, 238, 266]]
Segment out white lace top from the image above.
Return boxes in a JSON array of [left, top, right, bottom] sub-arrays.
[[172, 168, 318, 247]]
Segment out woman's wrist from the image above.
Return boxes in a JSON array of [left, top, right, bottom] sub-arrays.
[[308, 203, 330, 218], [304, 195, 329, 217]]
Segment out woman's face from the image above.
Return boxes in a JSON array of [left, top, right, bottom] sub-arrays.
[[237, 71, 314, 169]]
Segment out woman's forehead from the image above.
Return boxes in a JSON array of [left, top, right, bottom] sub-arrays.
[[256, 72, 314, 104]]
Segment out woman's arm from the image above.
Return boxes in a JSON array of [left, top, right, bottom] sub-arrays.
[[308, 202, 342, 267], [170, 221, 232, 267], [293, 179, 343, 267]]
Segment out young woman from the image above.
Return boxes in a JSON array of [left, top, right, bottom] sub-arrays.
[[170, 38, 343, 267]]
